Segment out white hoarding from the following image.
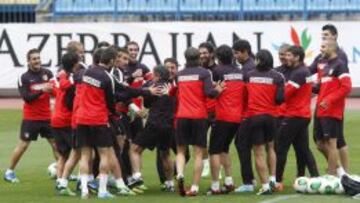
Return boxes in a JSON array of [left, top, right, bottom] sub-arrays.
[[0, 22, 359, 88]]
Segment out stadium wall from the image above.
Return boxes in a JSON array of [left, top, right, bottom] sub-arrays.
[[1, 21, 359, 96]]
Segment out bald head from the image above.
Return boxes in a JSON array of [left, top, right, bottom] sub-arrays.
[[320, 39, 338, 59]]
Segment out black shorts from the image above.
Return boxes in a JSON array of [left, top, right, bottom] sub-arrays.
[[20, 120, 53, 141], [176, 118, 207, 148], [52, 127, 73, 156], [133, 123, 173, 151], [209, 121, 239, 155], [76, 125, 113, 148], [247, 115, 276, 145], [129, 117, 144, 140], [313, 117, 341, 141]]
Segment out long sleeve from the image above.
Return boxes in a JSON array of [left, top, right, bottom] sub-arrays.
[[18, 75, 42, 103], [203, 70, 219, 98]]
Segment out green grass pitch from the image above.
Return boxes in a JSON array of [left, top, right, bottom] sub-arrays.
[[0, 109, 359, 202]]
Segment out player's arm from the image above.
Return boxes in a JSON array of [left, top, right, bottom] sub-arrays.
[[275, 74, 285, 105], [203, 70, 222, 98], [58, 71, 73, 90], [323, 64, 352, 106], [285, 70, 306, 100], [18, 75, 43, 103], [103, 78, 116, 115]]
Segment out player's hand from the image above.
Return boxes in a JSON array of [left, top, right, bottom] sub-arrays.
[[132, 69, 143, 78], [319, 100, 328, 110], [148, 84, 163, 96], [42, 83, 53, 93], [215, 81, 226, 93], [161, 83, 171, 95], [136, 109, 148, 118]]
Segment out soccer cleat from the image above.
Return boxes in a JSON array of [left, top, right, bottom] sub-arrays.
[[4, 171, 19, 183], [234, 184, 254, 193], [76, 180, 81, 191], [185, 190, 198, 197], [256, 188, 272, 195], [88, 179, 99, 194], [98, 191, 115, 199], [206, 188, 222, 195], [177, 176, 186, 197], [128, 178, 147, 193], [117, 186, 136, 196], [221, 184, 235, 194], [58, 187, 77, 197], [269, 180, 276, 191], [161, 185, 175, 192]]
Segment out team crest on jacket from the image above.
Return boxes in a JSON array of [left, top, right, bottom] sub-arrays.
[[42, 74, 48, 81]]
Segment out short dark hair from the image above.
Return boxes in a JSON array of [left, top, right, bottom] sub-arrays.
[[164, 57, 179, 66], [322, 24, 338, 36], [198, 42, 215, 54], [215, 45, 233, 65], [27, 48, 40, 60], [232, 39, 252, 54], [62, 51, 80, 73], [255, 49, 273, 71], [125, 41, 139, 50], [153, 65, 170, 81], [92, 48, 105, 65], [116, 47, 129, 55], [287, 46, 305, 62], [184, 47, 200, 67], [97, 41, 110, 49], [100, 47, 117, 65]]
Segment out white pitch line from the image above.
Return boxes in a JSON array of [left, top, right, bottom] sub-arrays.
[[259, 194, 301, 203]]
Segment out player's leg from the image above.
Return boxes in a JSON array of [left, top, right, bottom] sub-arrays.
[[338, 120, 349, 172], [79, 146, 92, 199], [235, 120, 255, 192], [254, 144, 271, 195]]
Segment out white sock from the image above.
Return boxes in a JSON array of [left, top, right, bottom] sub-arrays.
[[165, 180, 174, 187], [337, 167, 346, 177], [116, 178, 126, 188], [177, 173, 184, 180], [211, 181, 220, 191], [269, 176, 276, 183], [88, 174, 94, 181], [80, 174, 89, 194], [58, 178, 68, 187], [224, 176, 233, 186], [262, 183, 270, 191], [190, 184, 199, 192], [5, 169, 14, 174], [132, 172, 142, 180], [99, 173, 108, 194]]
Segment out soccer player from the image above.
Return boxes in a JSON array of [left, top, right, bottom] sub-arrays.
[[245, 49, 284, 195], [232, 39, 257, 193], [275, 46, 319, 190], [51, 51, 80, 185], [66, 41, 87, 69], [130, 65, 176, 192], [156, 58, 191, 189], [175, 47, 225, 196], [207, 45, 246, 195], [312, 40, 351, 176], [76, 47, 118, 199], [56, 50, 88, 196], [4, 49, 58, 183], [199, 42, 217, 178], [310, 24, 350, 172]]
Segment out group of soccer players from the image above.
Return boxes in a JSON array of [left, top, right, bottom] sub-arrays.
[[3, 23, 352, 199]]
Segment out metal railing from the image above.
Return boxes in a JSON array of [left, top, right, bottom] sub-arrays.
[[1, 0, 360, 22]]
